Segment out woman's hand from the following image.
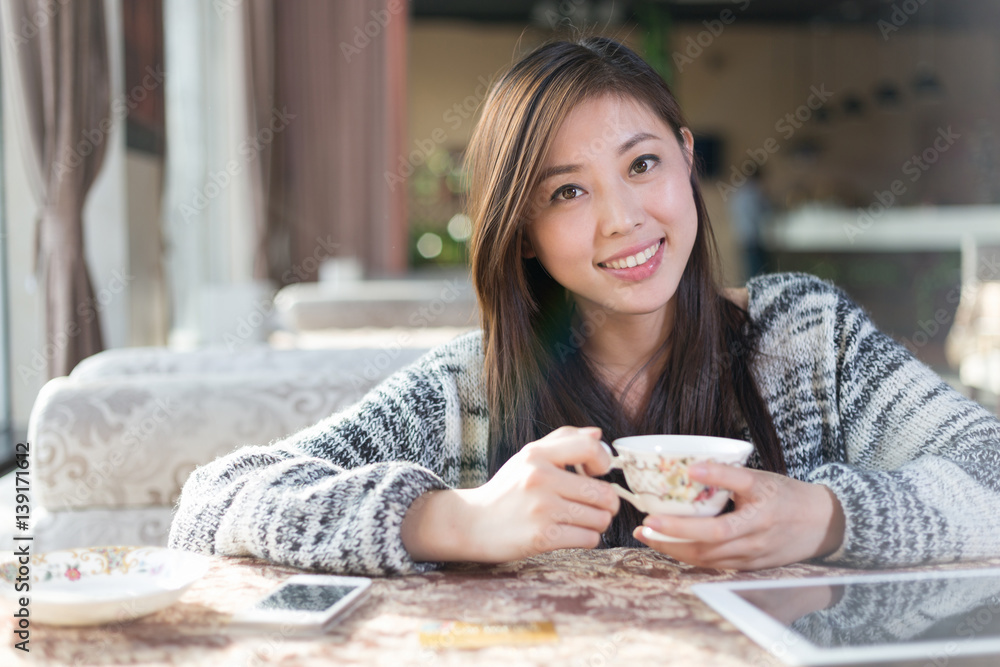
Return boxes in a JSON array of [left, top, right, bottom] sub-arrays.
[[402, 426, 620, 563], [633, 463, 845, 570]]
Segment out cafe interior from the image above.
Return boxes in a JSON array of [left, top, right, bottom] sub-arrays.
[[0, 0, 1000, 663]]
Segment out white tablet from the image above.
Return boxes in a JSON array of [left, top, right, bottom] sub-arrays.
[[692, 566, 1000, 666]]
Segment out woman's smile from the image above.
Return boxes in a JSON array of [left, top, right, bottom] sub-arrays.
[[596, 237, 665, 281]]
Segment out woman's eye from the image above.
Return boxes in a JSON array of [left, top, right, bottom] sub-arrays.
[[630, 155, 658, 175], [553, 185, 582, 201]]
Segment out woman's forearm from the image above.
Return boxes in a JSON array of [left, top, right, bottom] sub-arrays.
[[401, 489, 470, 563]]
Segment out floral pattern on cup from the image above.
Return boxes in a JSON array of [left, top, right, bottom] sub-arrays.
[[622, 454, 720, 506]]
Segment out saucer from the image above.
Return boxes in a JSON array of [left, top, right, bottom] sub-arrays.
[[641, 526, 694, 543], [0, 546, 210, 626]]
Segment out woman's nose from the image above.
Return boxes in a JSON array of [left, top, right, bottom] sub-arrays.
[[597, 183, 643, 237]]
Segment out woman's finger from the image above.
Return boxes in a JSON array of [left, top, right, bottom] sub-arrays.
[[532, 523, 604, 552], [549, 496, 614, 533], [642, 506, 760, 543], [527, 427, 612, 476], [687, 461, 758, 497], [547, 467, 620, 514], [633, 526, 766, 570]]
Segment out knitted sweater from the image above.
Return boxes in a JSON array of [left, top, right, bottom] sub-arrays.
[[168, 273, 1000, 575]]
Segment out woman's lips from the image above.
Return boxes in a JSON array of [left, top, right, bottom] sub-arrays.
[[598, 238, 664, 282]]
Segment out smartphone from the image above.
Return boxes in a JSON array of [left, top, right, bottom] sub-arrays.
[[231, 574, 372, 633]]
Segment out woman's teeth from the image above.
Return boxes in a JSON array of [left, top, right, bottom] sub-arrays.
[[602, 240, 661, 269]]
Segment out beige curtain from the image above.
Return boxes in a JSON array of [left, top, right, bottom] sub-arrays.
[[272, 0, 408, 283], [243, 0, 274, 281], [2, 0, 110, 377]]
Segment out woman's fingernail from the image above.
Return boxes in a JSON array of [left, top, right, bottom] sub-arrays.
[[641, 526, 666, 541], [584, 427, 601, 438], [644, 517, 664, 531], [689, 464, 707, 478]]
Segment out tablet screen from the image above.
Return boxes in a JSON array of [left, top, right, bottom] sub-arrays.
[[736, 577, 1000, 648], [693, 567, 1000, 666]]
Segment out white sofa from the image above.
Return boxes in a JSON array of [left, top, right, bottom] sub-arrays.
[[25, 342, 439, 553], [273, 271, 478, 331]]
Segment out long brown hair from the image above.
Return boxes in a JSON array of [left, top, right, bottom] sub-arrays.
[[467, 37, 785, 548]]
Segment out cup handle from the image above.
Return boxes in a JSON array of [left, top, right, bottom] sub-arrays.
[[572, 443, 642, 510], [607, 482, 642, 508], [571, 462, 642, 509], [600, 441, 622, 469], [572, 441, 623, 475]]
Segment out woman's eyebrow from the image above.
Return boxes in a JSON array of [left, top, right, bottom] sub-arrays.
[[617, 132, 659, 156], [537, 163, 579, 184]]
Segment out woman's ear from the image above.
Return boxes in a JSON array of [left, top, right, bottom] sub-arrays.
[[680, 127, 695, 176], [521, 232, 536, 258]]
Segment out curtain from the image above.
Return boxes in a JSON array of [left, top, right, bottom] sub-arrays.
[[242, 0, 274, 281], [272, 0, 408, 283], [1, 0, 111, 378]]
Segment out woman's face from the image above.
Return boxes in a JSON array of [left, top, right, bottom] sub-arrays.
[[523, 94, 698, 325]]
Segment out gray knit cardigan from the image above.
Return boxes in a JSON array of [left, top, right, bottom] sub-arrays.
[[168, 273, 1000, 575]]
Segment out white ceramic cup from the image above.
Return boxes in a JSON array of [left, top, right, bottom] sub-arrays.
[[575, 434, 753, 541]]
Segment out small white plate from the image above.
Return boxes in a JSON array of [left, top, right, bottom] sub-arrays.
[[641, 526, 694, 543], [0, 546, 210, 626]]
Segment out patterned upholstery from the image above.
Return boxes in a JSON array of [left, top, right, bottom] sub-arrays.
[[27, 344, 432, 552]]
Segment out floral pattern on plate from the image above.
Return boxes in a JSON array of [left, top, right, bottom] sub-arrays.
[[0, 546, 166, 586], [0, 546, 209, 626]]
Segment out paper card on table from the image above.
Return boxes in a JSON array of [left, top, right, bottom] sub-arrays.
[[419, 620, 558, 649]]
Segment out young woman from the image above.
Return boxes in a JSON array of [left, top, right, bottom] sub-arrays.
[[169, 37, 1000, 576]]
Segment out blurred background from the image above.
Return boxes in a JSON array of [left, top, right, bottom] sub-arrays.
[[0, 0, 999, 473]]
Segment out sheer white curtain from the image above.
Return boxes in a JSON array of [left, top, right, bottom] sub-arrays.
[[161, 0, 272, 347]]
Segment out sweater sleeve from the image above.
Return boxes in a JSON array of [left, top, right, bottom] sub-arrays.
[[167, 352, 463, 576], [795, 277, 1000, 568]]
